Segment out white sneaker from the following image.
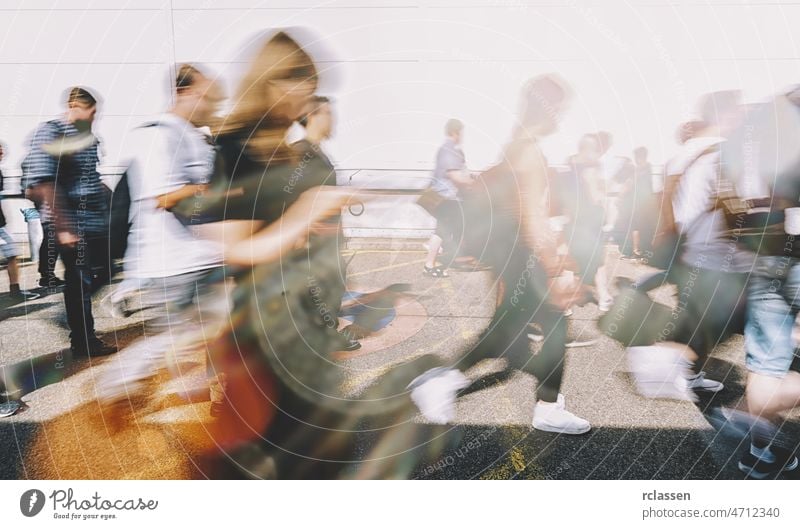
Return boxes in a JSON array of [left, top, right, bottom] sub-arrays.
[[527, 332, 544, 343], [685, 371, 724, 393], [626, 345, 697, 402], [408, 368, 470, 425], [528, 332, 597, 348], [532, 394, 591, 434], [597, 297, 613, 312], [566, 338, 598, 348]]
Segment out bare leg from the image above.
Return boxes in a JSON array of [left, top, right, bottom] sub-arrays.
[[746, 371, 800, 422], [425, 234, 443, 268], [6, 256, 19, 286], [594, 264, 612, 307]]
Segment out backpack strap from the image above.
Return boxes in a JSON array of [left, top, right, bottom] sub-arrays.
[[653, 144, 719, 244]]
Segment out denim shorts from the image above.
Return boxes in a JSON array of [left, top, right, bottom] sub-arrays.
[[745, 255, 800, 377], [0, 228, 20, 261]]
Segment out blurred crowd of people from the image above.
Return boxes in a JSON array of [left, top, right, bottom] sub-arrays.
[[1, 27, 799, 480]]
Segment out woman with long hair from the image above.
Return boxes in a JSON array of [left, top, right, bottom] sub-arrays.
[[410, 75, 592, 435], [196, 30, 447, 479]]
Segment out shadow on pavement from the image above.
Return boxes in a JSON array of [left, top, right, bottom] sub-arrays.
[[0, 300, 60, 324], [409, 423, 799, 480]]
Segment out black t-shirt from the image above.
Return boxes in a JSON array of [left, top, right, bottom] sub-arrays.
[[198, 132, 350, 409], [291, 139, 340, 225], [195, 133, 335, 224], [291, 139, 335, 177]]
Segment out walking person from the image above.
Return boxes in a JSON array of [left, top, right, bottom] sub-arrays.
[[560, 133, 614, 311], [423, 118, 473, 277], [293, 95, 360, 351], [0, 143, 40, 301], [719, 87, 800, 478], [611, 93, 744, 401], [23, 87, 115, 356], [410, 75, 592, 434], [95, 64, 227, 407]]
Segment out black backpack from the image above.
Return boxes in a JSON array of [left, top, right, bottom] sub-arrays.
[[107, 171, 131, 262]]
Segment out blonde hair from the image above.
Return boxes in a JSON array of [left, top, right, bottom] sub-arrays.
[[215, 31, 317, 164]]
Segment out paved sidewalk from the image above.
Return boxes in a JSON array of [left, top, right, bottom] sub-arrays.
[[0, 246, 798, 479]]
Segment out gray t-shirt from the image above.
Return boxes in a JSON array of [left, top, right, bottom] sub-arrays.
[[430, 137, 465, 201]]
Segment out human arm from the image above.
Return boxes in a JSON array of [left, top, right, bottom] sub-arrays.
[[515, 143, 586, 309], [156, 184, 208, 210], [446, 169, 474, 186], [438, 144, 473, 187], [224, 186, 356, 266], [24, 123, 78, 245]]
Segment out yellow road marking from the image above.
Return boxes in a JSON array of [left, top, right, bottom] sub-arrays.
[[342, 250, 426, 255], [511, 447, 527, 472]]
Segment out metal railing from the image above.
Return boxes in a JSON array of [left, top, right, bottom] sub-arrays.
[[2, 165, 665, 239]]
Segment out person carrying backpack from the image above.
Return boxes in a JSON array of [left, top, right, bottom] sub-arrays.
[[607, 93, 747, 401], [409, 75, 593, 435], [95, 64, 227, 409], [665, 91, 753, 393]]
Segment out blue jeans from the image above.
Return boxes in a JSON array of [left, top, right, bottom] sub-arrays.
[[745, 256, 800, 377]]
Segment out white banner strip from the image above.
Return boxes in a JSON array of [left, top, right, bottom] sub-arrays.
[[2, 480, 797, 528]]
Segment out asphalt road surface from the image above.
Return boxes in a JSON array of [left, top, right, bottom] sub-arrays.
[[1, 245, 798, 479]]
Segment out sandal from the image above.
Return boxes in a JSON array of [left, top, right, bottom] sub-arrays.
[[423, 265, 449, 278], [621, 251, 645, 262]]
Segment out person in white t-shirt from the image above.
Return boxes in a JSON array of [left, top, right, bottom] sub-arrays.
[[96, 64, 227, 409]]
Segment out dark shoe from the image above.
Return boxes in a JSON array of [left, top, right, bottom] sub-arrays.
[[342, 338, 362, 351], [10, 289, 40, 301], [739, 447, 799, 479], [0, 400, 22, 418], [335, 329, 362, 351], [71, 337, 117, 358], [38, 276, 65, 288]]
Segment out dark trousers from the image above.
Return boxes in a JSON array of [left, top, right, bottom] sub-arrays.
[[38, 222, 60, 281], [59, 235, 110, 346], [454, 249, 567, 403], [434, 200, 465, 267], [672, 264, 748, 368]]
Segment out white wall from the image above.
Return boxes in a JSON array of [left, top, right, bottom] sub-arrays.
[[1, 0, 799, 174]]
